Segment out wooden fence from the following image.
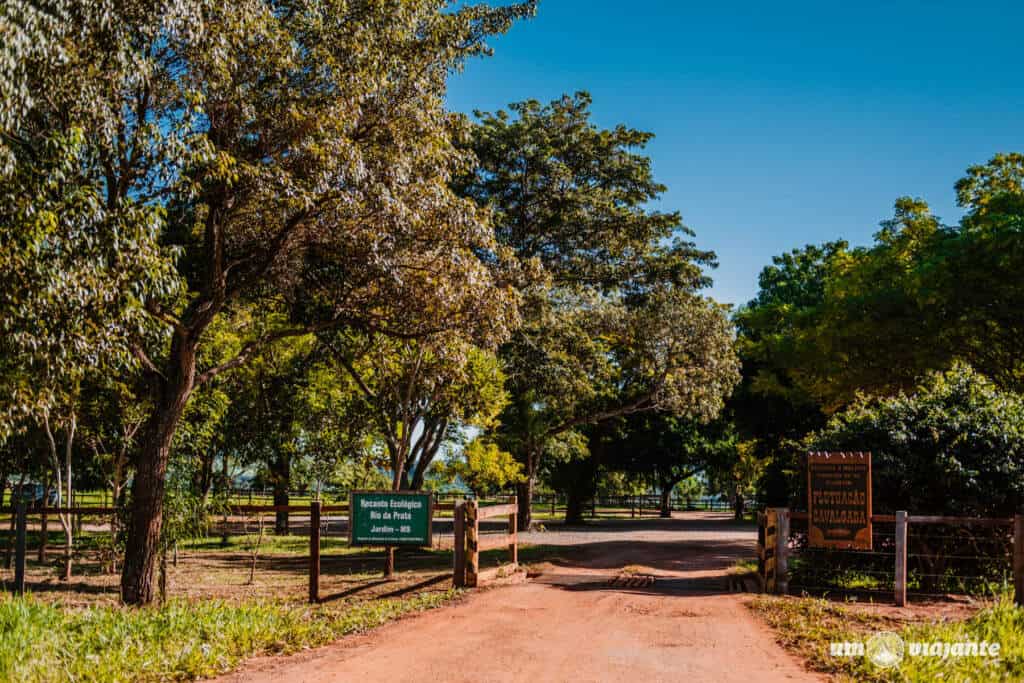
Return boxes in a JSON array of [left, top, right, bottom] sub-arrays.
[[452, 497, 518, 589], [7, 498, 519, 603], [757, 508, 1024, 607]]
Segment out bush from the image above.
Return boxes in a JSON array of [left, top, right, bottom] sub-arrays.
[[806, 364, 1024, 516]]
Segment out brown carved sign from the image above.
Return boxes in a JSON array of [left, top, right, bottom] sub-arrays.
[[807, 451, 872, 550]]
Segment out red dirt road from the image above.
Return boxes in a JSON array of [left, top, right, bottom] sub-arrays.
[[221, 513, 820, 683]]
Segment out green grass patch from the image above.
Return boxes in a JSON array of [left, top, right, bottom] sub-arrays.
[[731, 558, 758, 574], [749, 593, 1024, 682], [0, 590, 458, 682]]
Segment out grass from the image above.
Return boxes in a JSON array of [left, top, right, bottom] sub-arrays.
[[731, 558, 758, 574], [0, 589, 459, 682], [749, 592, 1024, 681]]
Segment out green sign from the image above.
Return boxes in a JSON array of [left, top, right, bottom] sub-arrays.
[[349, 491, 433, 546]]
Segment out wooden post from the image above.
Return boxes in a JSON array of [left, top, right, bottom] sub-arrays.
[[465, 499, 478, 588], [508, 496, 518, 567], [1013, 513, 1023, 607], [895, 510, 908, 607], [453, 501, 466, 588], [309, 501, 320, 603], [764, 509, 777, 592], [551, 495, 555, 516], [13, 502, 26, 595], [774, 507, 789, 595], [756, 511, 766, 592]]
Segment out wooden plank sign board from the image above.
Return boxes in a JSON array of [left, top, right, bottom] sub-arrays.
[[349, 491, 433, 546], [807, 452, 872, 550]]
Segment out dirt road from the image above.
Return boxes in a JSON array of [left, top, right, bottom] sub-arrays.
[[221, 513, 819, 682]]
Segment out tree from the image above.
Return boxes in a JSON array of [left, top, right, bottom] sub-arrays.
[[7, 0, 535, 604], [706, 438, 764, 520], [603, 414, 732, 519], [322, 330, 510, 492], [462, 93, 739, 529], [436, 439, 524, 497]]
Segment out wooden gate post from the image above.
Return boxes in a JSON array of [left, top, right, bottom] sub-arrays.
[[756, 511, 766, 591], [465, 499, 479, 588], [453, 501, 466, 588], [309, 501, 320, 604], [508, 496, 518, 567], [774, 507, 789, 595], [13, 502, 26, 595], [1014, 513, 1023, 606], [895, 510, 908, 607]]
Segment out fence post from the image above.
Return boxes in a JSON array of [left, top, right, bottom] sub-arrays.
[[465, 499, 479, 588], [774, 507, 789, 595], [895, 510, 908, 607], [1014, 513, 1023, 607], [13, 502, 26, 595], [453, 501, 466, 588], [756, 511, 766, 592], [508, 496, 518, 568], [309, 500, 320, 604]]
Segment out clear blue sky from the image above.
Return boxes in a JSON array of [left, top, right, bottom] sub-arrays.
[[446, 1, 1024, 306]]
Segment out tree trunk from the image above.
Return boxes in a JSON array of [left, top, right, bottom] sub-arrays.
[[63, 413, 75, 582], [38, 480, 49, 563], [733, 489, 745, 521], [5, 471, 26, 569], [270, 455, 290, 535], [515, 475, 534, 532], [194, 445, 215, 502], [564, 488, 587, 525], [121, 338, 197, 606], [659, 487, 672, 518]]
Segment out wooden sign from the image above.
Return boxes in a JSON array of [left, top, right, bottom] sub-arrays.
[[807, 452, 872, 550]]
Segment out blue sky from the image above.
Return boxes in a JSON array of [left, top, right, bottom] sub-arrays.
[[446, 1, 1024, 306]]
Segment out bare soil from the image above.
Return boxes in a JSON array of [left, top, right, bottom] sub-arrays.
[[219, 512, 822, 683]]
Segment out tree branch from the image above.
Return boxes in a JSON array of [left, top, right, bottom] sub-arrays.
[[195, 323, 333, 386]]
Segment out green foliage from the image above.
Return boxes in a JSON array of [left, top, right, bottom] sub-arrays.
[[739, 154, 1024, 417], [0, 591, 457, 682], [436, 439, 525, 496], [705, 439, 764, 509], [323, 331, 511, 490], [604, 413, 725, 490], [807, 364, 1024, 515]]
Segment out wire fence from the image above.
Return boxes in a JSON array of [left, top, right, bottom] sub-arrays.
[[761, 509, 1020, 605]]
